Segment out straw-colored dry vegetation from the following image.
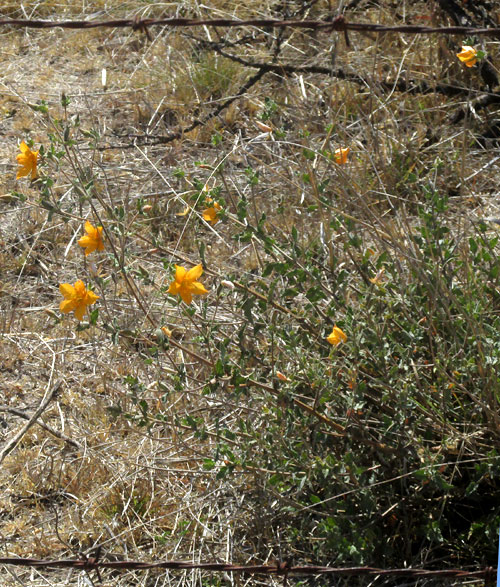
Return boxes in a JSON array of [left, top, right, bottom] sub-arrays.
[[1, 0, 500, 585]]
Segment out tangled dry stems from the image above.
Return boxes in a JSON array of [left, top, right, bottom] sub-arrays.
[[0, 1, 499, 586]]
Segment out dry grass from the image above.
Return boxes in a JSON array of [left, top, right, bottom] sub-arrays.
[[0, 1, 499, 586]]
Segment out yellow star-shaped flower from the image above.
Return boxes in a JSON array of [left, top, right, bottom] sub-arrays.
[[167, 264, 208, 305], [202, 200, 222, 226], [78, 220, 105, 256], [369, 267, 386, 286], [326, 325, 347, 346], [59, 280, 99, 321], [334, 147, 350, 165], [457, 46, 478, 68], [16, 141, 39, 180]]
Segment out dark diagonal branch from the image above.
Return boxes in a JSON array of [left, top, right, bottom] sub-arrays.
[[105, 68, 268, 149]]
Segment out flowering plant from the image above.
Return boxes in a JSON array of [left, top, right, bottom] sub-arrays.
[[16, 141, 39, 180], [167, 264, 208, 305], [59, 280, 99, 321], [78, 220, 105, 256]]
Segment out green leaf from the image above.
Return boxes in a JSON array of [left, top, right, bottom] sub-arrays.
[[203, 459, 215, 470]]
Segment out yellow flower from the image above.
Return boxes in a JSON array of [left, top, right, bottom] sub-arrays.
[[59, 280, 99, 321], [167, 264, 208, 305], [334, 147, 350, 165], [77, 220, 105, 256], [16, 141, 39, 180], [326, 325, 347, 346], [161, 326, 172, 338], [202, 200, 222, 226], [369, 267, 385, 286], [457, 46, 477, 67]]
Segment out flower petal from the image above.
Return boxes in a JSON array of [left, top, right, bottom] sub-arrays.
[[30, 161, 38, 180], [16, 166, 29, 180], [327, 325, 347, 346], [334, 147, 350, 165], [74, 280, 86, 296], [85, 290, 99, 304], [174, 265, 187, 283], [179, 289, 193, 305], [167, 281, 180, 295], [78, 235, 92, 248], [78, 222, 104, 256], [186, 264, 203, 282], [59, 283, 76, 299], [59, 280, 98, 320], [74, 304, 87, 321], [190, 282, 208, 295], [457, 46, 478, 67], [60, 299, 77, 313], [16, 142, 38, 181]]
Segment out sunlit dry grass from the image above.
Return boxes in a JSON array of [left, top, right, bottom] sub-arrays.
[[0, 1, 500, 586]]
